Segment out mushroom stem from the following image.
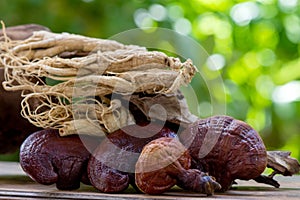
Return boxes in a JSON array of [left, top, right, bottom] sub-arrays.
[[177, 169, 221, 195], [169, 159, 221, 195]]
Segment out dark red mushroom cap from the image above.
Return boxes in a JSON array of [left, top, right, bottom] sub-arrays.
[[20, 129, 99, 190], [87, 122, 177, 193], [179, 115, 268, 191]]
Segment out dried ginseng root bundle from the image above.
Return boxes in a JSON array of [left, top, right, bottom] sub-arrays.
[[0, 24, 197, 137]]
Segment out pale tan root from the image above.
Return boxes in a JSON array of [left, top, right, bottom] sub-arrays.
[[21, 92, 135, 136], [3, 69, 186, 98], [10, 31, 146, 59]]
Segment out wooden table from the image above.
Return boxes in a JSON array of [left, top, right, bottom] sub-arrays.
[[0, 162, 299, 199]]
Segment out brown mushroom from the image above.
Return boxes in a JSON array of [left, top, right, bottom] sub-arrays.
[[135, 137, 221, 195], [179, 115, 268, 191], [87, 122, 176, 193], [0, 23, 50, 41], [20, 129, 100, 190]]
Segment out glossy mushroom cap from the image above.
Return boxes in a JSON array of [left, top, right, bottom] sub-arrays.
[[88, 122, 177, 193], [179, 115, 268, 191], [20, 129, 100, 190], [135, 137, 221, 195]]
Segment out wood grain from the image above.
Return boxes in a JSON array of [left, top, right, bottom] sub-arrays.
[[0, 162, 299, 200]]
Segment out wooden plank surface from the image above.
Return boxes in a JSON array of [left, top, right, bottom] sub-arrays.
[[0, 162, 299, 200]]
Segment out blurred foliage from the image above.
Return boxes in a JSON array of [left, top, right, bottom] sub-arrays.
[[1, 0, 300, 161]]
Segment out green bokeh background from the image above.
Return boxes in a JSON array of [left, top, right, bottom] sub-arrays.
[[0, 0, 300, 161]]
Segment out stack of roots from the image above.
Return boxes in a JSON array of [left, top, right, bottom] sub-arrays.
[[0, 28, 198, 137]]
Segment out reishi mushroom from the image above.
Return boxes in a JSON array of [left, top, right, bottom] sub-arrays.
[[179, 115, 268, 191], [135, 137, 221, 195], [19, 115, 280, 195], [87, 122, 176, 193], [19, 129, 100, 190]]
